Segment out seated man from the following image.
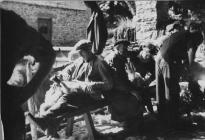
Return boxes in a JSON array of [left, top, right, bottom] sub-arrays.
[[127, 43, 157, 114], [127, 43, 156, 86], [27, 40, 114, 137], [104, 39, 136, 92]]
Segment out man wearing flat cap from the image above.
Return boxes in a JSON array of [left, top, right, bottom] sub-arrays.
[[27, 39, 114, 137]]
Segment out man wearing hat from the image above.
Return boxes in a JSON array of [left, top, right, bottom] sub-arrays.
[[104, 40, 143, 132], [27, 39, 114, 137], [105, 39, 133, 91], [156, 22, 203, 129]]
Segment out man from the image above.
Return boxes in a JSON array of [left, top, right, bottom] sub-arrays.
[[1, 9, 55, 140], [156, 22, 203, 129], [127, 43, 157, 114], [104, 40, 143, 132], [27, 40, 113, 137], [128, 43, 156, 86], [104, 39, 133, 92]]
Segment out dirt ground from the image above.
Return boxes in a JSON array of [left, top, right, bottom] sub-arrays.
[[33, 107, 205, 140]]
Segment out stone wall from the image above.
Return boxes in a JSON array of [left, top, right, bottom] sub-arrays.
[[133, 1, 205, 44], [133, 1, 157, 43], [0, 1, 90, 46]]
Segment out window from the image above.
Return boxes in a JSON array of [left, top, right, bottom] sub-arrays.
[[37, 18, 52, 42]]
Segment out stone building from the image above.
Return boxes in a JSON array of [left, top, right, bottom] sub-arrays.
[[0, 0, 90, 46], [111, 1, 205, 44], [133, 1, 157, 43], [133, 1, 205, 43]]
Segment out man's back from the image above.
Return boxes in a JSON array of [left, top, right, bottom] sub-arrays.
[[160, 31, 203, 62], [160, 31, 189, 61]]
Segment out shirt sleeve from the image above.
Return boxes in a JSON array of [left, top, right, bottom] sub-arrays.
[[83, 60, 113, 94], [60, 62, 76, 81]]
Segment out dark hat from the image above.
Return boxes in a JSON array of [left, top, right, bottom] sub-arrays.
[[114, 39, 130, 47], [73, 39, 92, 51]]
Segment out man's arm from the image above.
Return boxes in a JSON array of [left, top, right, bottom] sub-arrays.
[[187, 47, 195, 66], [59, 62, 76, 81], [82, 61, 114, 94]]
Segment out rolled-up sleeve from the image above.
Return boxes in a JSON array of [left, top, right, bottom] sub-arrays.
[[60, 62, 76, 81]]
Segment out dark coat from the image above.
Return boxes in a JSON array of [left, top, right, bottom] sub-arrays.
[[87, 5, 108, 55]]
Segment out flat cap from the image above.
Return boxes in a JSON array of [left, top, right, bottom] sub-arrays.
[[114, 39, 130, 47], [73, 39, 92, 51]]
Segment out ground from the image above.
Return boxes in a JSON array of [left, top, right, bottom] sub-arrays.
[[27, 106, 205, 140]]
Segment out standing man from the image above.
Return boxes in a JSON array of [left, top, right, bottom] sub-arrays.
[[156, 22, 203, 129]]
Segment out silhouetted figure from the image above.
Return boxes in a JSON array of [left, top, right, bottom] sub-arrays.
[[1, 9, 55, 140]]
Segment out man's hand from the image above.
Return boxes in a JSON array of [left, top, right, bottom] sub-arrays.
[[50, 75, 61, 85], [143, 73, 152, 87]]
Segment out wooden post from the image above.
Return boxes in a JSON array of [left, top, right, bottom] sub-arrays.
[[83, 113, 96, 140], [26, 62, 38, 140], [28, 98, 38, 140], [65, 117, 74, 137]]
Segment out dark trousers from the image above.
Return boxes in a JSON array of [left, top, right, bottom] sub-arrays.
[[106, 91, 143, 122], [156, 54, 180, 127]]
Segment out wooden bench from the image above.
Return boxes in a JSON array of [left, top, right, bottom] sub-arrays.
[[63, 99, 109, 140], [26, 99, 110, 140]]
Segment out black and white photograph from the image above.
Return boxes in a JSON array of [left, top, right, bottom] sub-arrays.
[[1, 0, 205, 140]]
